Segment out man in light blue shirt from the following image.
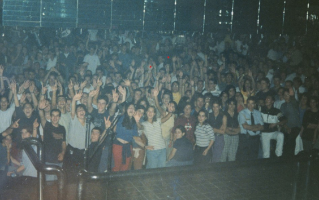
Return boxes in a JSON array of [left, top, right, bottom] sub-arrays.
[[237, 97, 264, 161]]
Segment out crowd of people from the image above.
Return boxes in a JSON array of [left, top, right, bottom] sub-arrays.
[[0, 29, 319, 182]]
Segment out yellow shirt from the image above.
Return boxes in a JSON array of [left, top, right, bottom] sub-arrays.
[[172, 92, 181, 104]]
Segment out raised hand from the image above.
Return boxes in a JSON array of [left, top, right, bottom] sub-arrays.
[[112, 90, 119, 103], [118, 86, 126, 96], [153, 89, 159, 97], [33, 118, 39, 129], [20, 93, 26, 104], [89, 89, 98, 98], [10, 81, 17, 94], [11, 119, 20, 129], [0, 65, 4, 76], [29, 82, 35, 93], [74, 83, 80, 91], [73, 91, 83, 101], [41, 84, 48, 95], [80, 80, 87, 89], [38, 99, 47, 110], [123, 79, 131, 87], [104, 116, 111, 129], [23, 80, 30, 90]]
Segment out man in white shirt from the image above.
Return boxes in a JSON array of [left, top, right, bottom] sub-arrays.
[[83, 47, 101, 74]]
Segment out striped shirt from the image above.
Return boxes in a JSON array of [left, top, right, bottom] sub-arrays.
[[142, 119, 166, 150], [194, 123, 215, 147]]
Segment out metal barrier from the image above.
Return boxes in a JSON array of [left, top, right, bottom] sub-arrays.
[[22, 137, 66, 200]]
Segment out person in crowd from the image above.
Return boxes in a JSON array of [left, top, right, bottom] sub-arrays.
[[166, 125, 194, 167], [112, 103, 145, 171], [220, 99, 240, 162], [194, 110, 215, 164], [141, 106, 167, 169], [260, 95, 285, 158], [300, 96, 319, 151], [238, 97, 264, 161], [191, 95, 205, 118], [255, 78, 276, 102], [173, 103, 196, 144], [208, 99, 227, 162], [280, 89, 301, 157]]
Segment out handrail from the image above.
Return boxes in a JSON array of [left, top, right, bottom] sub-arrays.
[[22, 138, 66, 200]]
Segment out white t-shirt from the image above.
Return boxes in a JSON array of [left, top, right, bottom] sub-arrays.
[[0, 103, 15, 133], [46, 57, 57, 70], [141, 119, 166, 150], [83, 54, 101, 74], [88, 29, 98, 41]]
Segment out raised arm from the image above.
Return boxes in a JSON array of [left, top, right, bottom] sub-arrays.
[[87, 89, 98, 113], [10, 82, 19, 107], [38, 100, 47, 128], [71, 92, 83, 119], [153, 89, 166, 117]]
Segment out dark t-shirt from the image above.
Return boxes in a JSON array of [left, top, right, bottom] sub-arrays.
[[173, 137, 194, 161], [13, 107, 40, 141], [91, 108, 110, 132], [255, 90, 276, 101], [302, 110, 319, 141], [43, 122, 66, 163]]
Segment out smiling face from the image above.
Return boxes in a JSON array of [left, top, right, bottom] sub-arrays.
[[146, 107, 155, 121], [97, 99, 107, 113], [21, 129, 31, 139], [127, 104, 135, 117], [197, 111, 207, 124], [57, 96, 66, 109], [76, 106, 86, 119], [51, 111, 61, 126], [23, 104, 34, 118], [0, 97, 8, 111]]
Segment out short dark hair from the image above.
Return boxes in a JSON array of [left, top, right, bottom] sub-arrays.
[[97, 96, 109, 105], [50, 109, 61, 117], [92, 127, 102, 134], [260, 77, 270, 86], [174, 125, 186, 135]]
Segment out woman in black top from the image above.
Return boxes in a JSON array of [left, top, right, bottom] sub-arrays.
[[300, 96, 319, 151], [220, 98, 240, 162], [208, 99, 227, 162], [166, 125, 194, 167]]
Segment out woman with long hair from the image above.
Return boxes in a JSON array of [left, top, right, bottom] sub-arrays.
[[141, 106, 167, 168], [112, 103, 147, 171], [220, 99, 240, 162]]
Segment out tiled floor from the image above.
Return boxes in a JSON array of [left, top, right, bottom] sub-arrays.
[[1, 158, 319, 200]]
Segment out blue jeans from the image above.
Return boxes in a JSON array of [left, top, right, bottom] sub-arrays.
[[98, 146, 109, 173], [45, 162, 62, 181], [146, 149, 166, 169], [166, 159, 193, 167], [212, 135, 225, 163]]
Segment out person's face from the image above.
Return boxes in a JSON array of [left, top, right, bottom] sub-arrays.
[[283, 91, 290, 102], [127, 104, 135, 117], [198, 112, 207, 123], [97, 99, 107, 112], [212, 103, 220, 113], [162, 94, 170, 106], [168, 103, 176, 113], [29, 72, 35, 80], [244, 80, 251, 89], [21, 129, 31, 139], [274, 78, 280, 86], [136, 109, 144, 119], [197, 81, 203, 90], [85, 76, 91, 84], [184, 105, 191, 116], [309, 99, 317, 109], [76, 107, 86, 119], [260, 80, 268, 91], [300, 96, 308, 105], [174, 128, 185, 140], [23, 104, 34, 118], [221, 93, 228, 102], [265, 96, 274, 107], [208, 80, 216, 90], [51, 111, 60, 125], [146, 107, 155, 120], [91, 129, 100, 143], [228, 88, 235, 98], [115, 74, 122, 83], [228, 101, 236, 111], [44, 101, 51, 112], [81, 93, 88, 105], [89, 48, 94, 55], [134, 91, 142, 102], [57, 97, 66, 109], [172, 82, 179, 92], [247, 100, 256, 111], [226, 74, 232, 83], [285, 82, 292, 89], [49, 75, 56, 84], [196, 97, 204, 109], [140, 100, 147, 108], [277, 88, 284, 97], [0, 97, 8, 110]]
